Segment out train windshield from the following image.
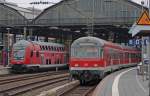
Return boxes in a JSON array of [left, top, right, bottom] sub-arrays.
[[13, 46, 25, 60], [72, 46, 101, 58]]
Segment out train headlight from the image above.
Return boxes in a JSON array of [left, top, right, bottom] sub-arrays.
[[75, 64, 79, 67], [84, 63, 88, 66], [94, 64, 98, 67]]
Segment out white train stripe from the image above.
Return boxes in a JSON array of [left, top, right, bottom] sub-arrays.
[[70, 63, 136, 71]]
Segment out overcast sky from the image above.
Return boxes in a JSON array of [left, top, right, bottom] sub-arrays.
[[6, 0, 61, 10], [5, 0, 148, 10]]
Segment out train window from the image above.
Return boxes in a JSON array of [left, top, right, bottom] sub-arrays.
[[40, 46, 42, 50], [98, 48, 103, 57], [36, 51, 39, 57], [73, 46, 99, 58], [44, 46, 47, 50], [127, 53, 129, 58], [49, 59, 51, 64], [51, 46, 53, 51], [60, 47, 62, 51], [132, 54, 134, 58], [41, 46, 43, 50], [55, 47, 57, 51], [44, 46, 46, 50], [48, 46, 51, 50], [42, 46, 45, 50], [45, 46, 46, 50], [138, 54, 141, 58], [13, 46, 25, 60], [30, 50, 33, 57], [57, 59, 60, 64], [62, 47, 64, 51], [47, 46, 49, 50], [56, 47, 59, 51], [54, 47, 56, 51], [46, 59, 49, 64], [57, 47, 59, 51], [47, 46, 48, 50], [59, 47, 61, 51], [62, 47, 63, 51], [45, 46, 47, 50]]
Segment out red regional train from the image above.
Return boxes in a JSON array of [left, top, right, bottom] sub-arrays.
[[70, 36, 141, 84], [10, 40, 68, 72]]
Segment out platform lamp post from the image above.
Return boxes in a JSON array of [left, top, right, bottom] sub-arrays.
[[148, 1, 150, 96], [141, 0, 146, 81], [6, 28, 10, 66], [141, 1, 144, 13], [23, 21, 27, 40]]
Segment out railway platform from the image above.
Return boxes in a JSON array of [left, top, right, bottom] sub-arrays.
[[0, 65, 5, 68], [92, 67, 149, 96], [0, 65, 10, 75]]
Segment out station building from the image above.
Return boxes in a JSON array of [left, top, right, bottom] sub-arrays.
[[0, 0, 145, 65]]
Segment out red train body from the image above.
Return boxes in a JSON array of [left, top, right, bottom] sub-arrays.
[[70, 36, 141, 84], [10, 40, 68, 72]]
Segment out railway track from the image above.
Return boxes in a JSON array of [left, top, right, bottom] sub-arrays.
[[61, 85, 96, 96], [0, 71, 70, 96], [0, 74, 16, 78], [0, 70, 68, 85]]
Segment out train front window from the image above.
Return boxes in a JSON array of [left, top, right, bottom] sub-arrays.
[[13, 46, 25, 60], [73, 46, 100, 58]]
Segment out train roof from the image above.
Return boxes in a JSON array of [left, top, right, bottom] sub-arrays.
[[13, 40, 30, 47], [14, 40, 64, 47], [72, 36, 140, 51], [32, 41, 64, 47], [71, 36, 106, 47], [72, 36, 121, 47]]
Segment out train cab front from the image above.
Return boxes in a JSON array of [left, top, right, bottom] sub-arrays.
[[11, 57, 27, 72], [70, 59, 104, 82], [10, 40, 28, 73], [70, 37, 105, 84]]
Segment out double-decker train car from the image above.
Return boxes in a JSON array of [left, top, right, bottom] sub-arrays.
[[10, 40, 68, 72], [70, 36, 141, 84]]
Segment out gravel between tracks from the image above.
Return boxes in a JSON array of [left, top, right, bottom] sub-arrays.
[[61, 85, 96, 96], [0, 72, 69, 96]]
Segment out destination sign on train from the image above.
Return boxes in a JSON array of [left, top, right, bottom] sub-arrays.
[[79, 43, 96, 46]]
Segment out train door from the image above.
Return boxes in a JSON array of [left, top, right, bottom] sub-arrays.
[[40, 54, 45, 64], [123, 52, 125, 64], [30, 44, 36, 64], [104, 47, 110, 67], [32, 51, 37, 64], [120, 52, 123, 66], [30, 50, 33, 64], [129, 53, 131, 64]]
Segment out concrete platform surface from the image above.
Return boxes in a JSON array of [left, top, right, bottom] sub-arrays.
[[0, 65, 10, 75], [92, 68, 149, 96]]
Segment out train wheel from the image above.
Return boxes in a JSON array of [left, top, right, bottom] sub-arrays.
[[100, 72, 105, 79], [34, 66, 40, 72], [80, 80, 86, 85]]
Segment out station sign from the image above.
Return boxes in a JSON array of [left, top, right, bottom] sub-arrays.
[[128, 39, 136, 46], [142, 37, 149, 46], [135, 39, 142, 46], [143, 58, 149, 65], [128, 37, 150, 46], [128, 39, 141, 46]]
